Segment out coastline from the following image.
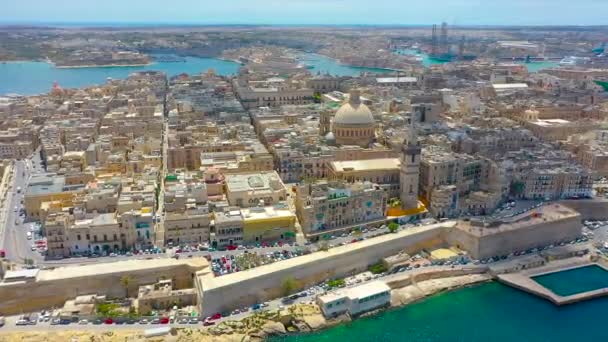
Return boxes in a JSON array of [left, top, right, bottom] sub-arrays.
[[302, 52, 403, 73], [0, 274, 492, 342], [53, 62, 153, 69]]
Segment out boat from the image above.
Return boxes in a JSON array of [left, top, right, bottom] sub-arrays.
[[559, 56, 590, 66], [428, 53, 455, 62]]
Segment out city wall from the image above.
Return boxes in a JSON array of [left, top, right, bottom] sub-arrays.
[[444, 214, 581, 260], [0, 259, 208, 316], [560, 199, 608, 220], [198, 223, 450, 316]]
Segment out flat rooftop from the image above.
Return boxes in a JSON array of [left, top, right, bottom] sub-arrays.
[[225, 171, 284, 193], [330, 158, 400, 172], [26, 175, 67, 196], [492, 83, 529, 90], [319, 280, 390, 303], [241, 205, 294, 221], [376, 77, 417, 84]]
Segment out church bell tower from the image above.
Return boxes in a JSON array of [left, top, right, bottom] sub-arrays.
[[400, 113, 421, 210]]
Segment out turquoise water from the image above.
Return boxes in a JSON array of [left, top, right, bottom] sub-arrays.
[[394, 48, 559, 71], [1, 53, 398, 95], [271, 282, 608, 342], [394, 49, 448, 67], [533, 265, 608, 296], [301, 54, 396, 76], [0, 55, 241, 95], [522, 61, 560, 73]]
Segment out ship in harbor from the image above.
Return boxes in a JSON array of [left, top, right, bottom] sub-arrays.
[[428, 22, 476, 62]]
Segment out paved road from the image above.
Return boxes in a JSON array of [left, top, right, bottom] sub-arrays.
[[1, 158, 44, 264], [0, 315, 212, 333]]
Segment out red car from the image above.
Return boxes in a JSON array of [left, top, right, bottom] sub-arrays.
[[226, 245, 237, 251], [208, 313, 222, 321], [104, 318, 113, 324], [160, 317, 169, 324]]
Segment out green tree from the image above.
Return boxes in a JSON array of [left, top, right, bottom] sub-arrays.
[[368, 262, 388, 274], [327, 279, 345, 288], [120, 275, 133, 298], [280, 276, 299, 296], [388, 222, 399, 233]]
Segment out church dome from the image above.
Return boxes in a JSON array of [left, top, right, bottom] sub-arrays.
[[333, 90, 374, 126]]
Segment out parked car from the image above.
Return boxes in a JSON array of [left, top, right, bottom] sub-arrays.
[[207, 313, 222, 321]]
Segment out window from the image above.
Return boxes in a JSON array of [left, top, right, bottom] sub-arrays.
[[77, 234, 81, 240]]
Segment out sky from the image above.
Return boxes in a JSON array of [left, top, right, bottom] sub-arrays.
[[2, 0, 607, 26]]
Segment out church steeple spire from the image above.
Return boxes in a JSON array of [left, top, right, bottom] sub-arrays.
[[400, 111, 421, 210]]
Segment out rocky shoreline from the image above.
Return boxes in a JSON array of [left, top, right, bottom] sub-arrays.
[[0, 274, 492, 342]]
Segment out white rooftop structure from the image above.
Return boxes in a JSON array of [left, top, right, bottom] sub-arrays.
[[376, 77, 417, 84], [492, 83, 529, 91], [317, 280, 391, 317], [3, 269, 40, 282]]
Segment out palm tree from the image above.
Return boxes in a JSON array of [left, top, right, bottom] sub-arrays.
[[120, 275, 133, 298]]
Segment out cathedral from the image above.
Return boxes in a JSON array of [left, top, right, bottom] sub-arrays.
[[321, 90, 376, 148]]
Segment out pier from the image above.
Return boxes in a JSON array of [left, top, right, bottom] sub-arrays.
[[497, 259, 608, 306]]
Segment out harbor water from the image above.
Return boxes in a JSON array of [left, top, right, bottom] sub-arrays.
[[395, 48, 560, 71], [270, 282, 608, 342], [0, 55, 241, 95], [0, 53, 396, 96]]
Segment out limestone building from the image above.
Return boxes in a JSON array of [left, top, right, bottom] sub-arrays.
[[331, 90, 376, 147], [400, 116, 421, 210], [296, 180, 387, 237]]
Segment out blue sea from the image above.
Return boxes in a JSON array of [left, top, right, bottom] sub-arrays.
[[271, 282, 608, 342]]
